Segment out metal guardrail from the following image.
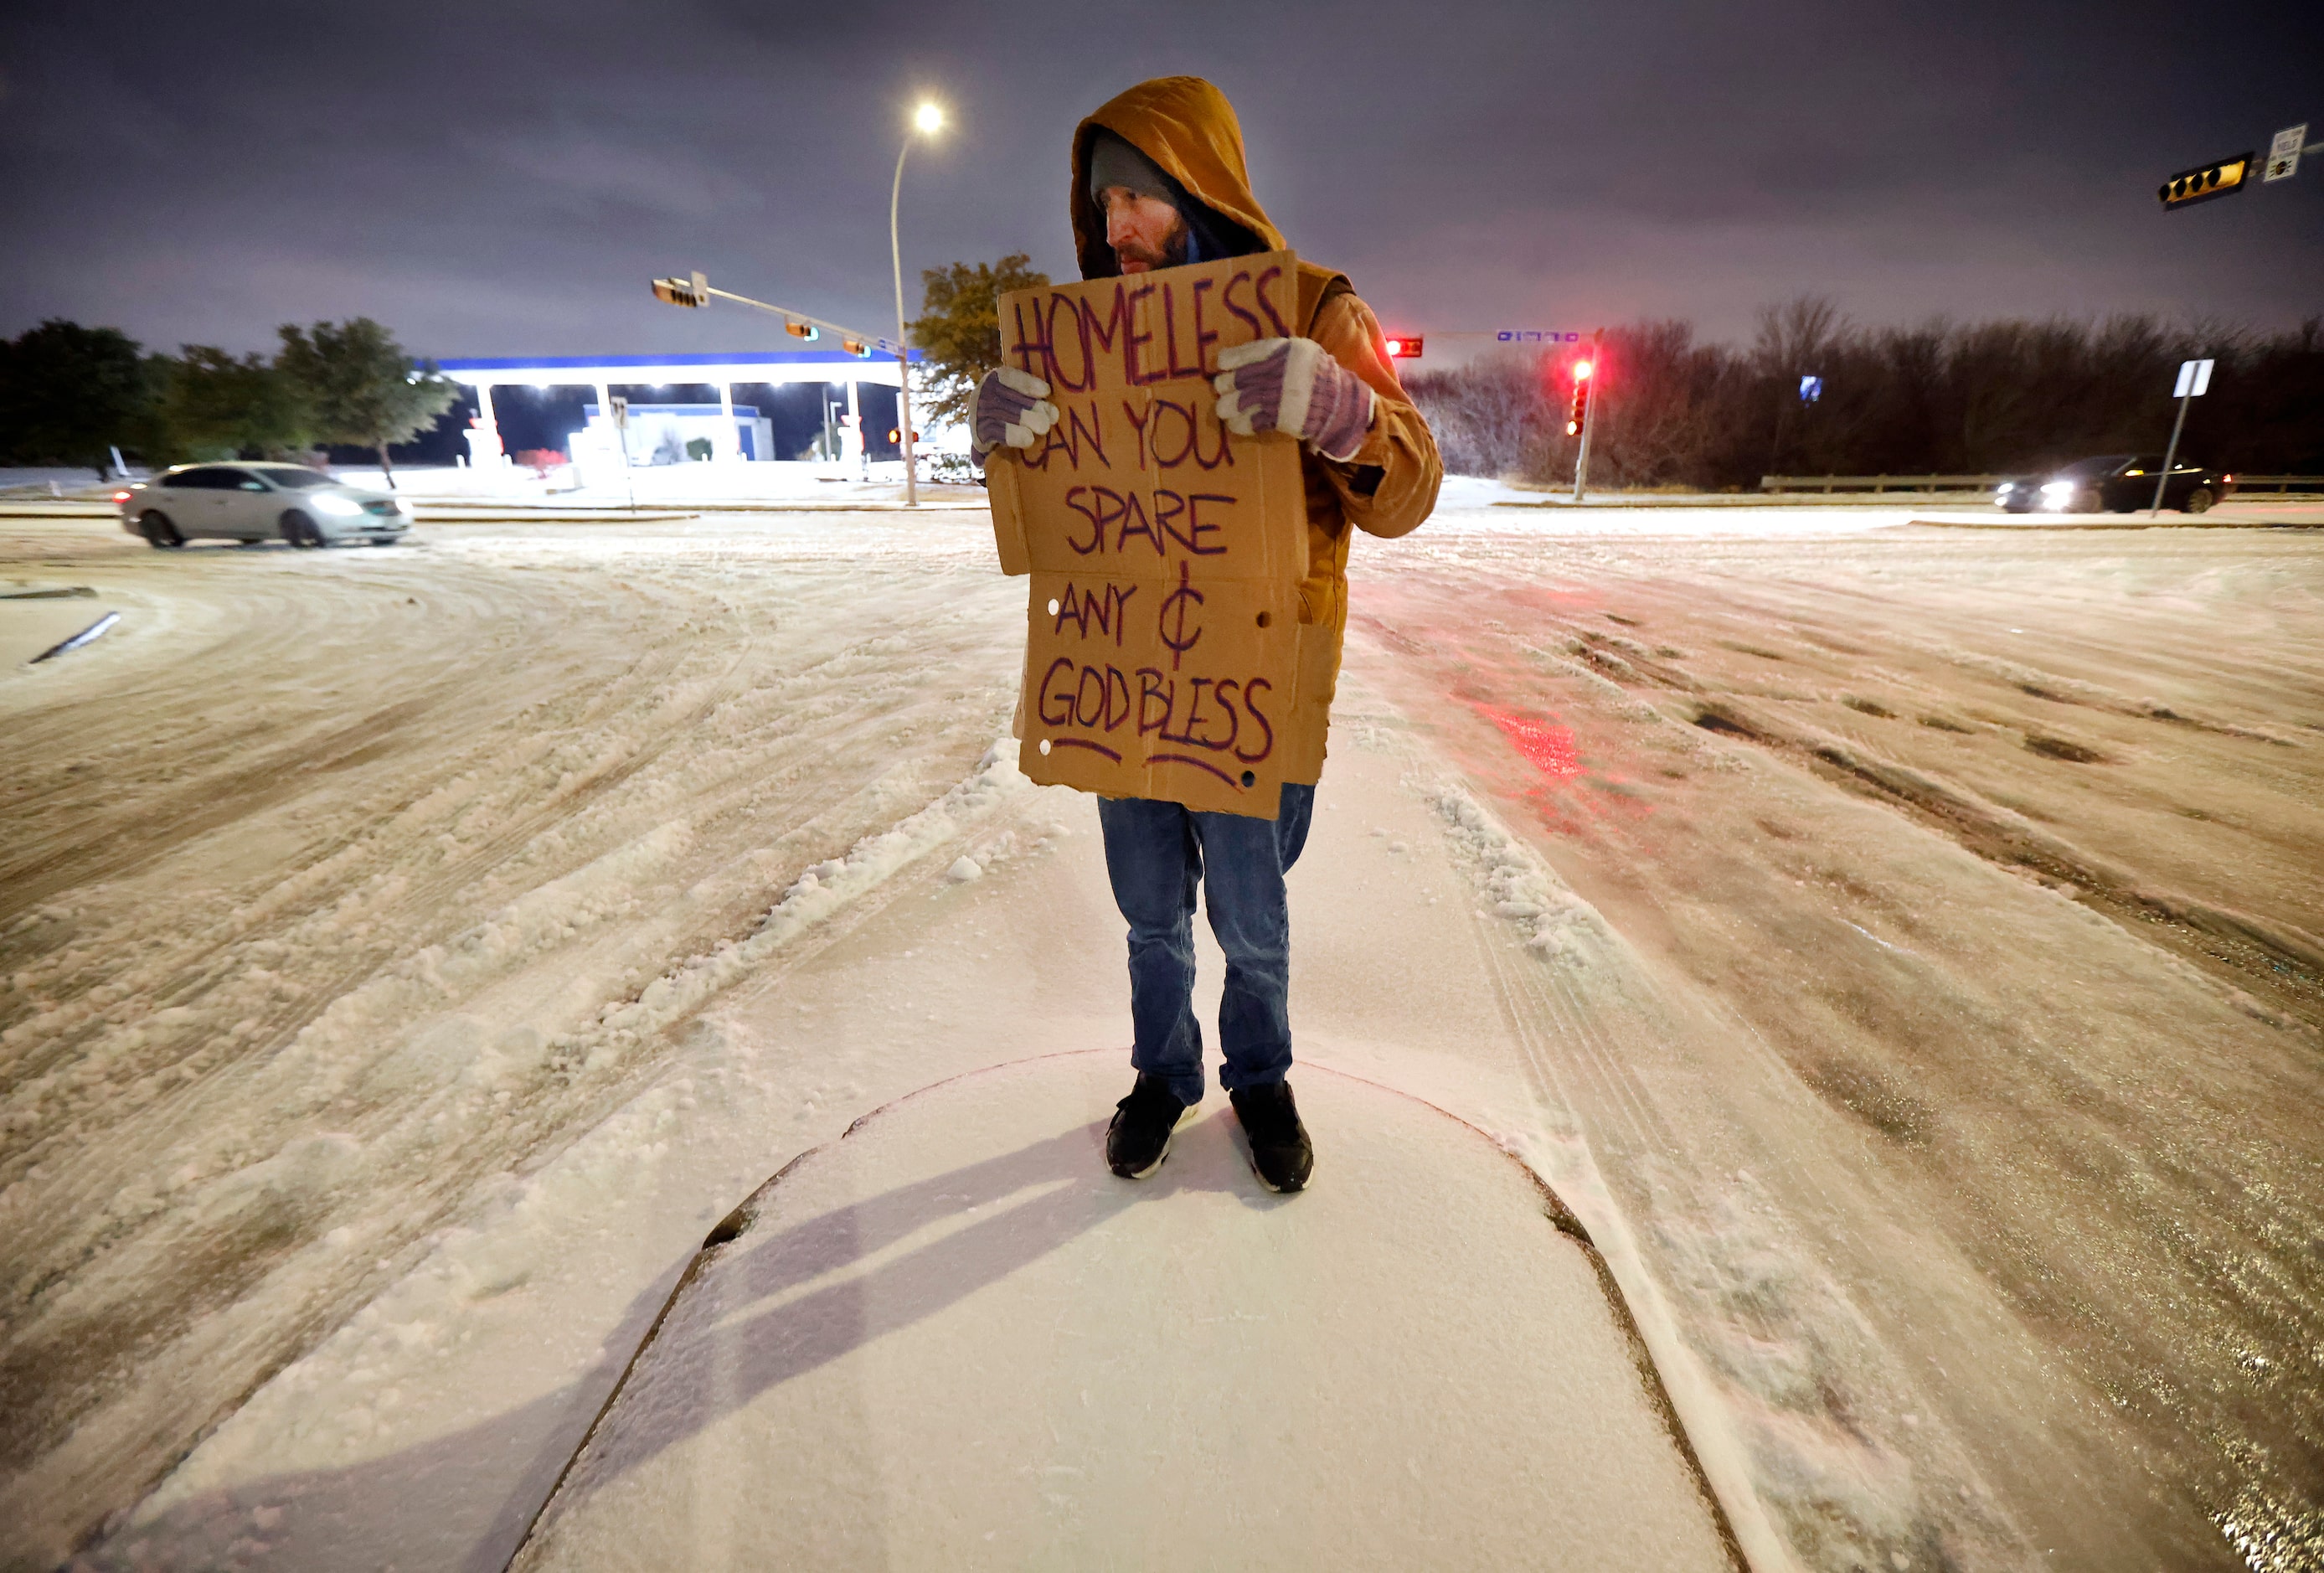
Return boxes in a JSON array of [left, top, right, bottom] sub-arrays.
[[1760, 474, 2007, 493], [1763, 472, 2324, 496], [2226, 475, 2324, 493]]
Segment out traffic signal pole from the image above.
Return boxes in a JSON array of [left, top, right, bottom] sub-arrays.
[[1571, 329, 1603, 503], [647, 270, 902, 484]]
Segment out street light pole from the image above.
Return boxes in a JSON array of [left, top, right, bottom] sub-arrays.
[[891, 102, 943, 509]]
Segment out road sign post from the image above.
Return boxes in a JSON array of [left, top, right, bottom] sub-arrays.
[[2151, 358, 2213, 518]]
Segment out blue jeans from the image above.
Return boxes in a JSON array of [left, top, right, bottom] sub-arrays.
[[1095, 783, 1316, 1106]]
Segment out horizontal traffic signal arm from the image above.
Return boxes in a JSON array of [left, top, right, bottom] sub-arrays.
[[2158, 152, 2255, 210], [648, 271, 889, 357]]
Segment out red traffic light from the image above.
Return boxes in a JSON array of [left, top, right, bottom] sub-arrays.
[[1572, 358, 1594, 382], [1384, 335, 1424, 360]]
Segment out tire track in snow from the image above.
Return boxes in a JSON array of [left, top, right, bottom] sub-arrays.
[[1415, 777, 2032, 1573], [1347, 532, 2324, 1570], [0, 524, 1031, 1565]]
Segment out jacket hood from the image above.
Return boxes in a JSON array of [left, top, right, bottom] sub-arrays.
[[1070, 76, 1286, 280]]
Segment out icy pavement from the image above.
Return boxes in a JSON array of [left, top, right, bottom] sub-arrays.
[[3, 507, 2321, 1572]]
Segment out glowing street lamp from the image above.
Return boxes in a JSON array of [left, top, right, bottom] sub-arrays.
[[891, 101, 945, 506]]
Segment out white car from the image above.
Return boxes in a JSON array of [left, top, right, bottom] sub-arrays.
[[116, 464, 411, 549]]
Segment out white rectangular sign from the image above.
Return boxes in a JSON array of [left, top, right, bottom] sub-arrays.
[[2265, 123, 2306, 183], [2173, 358, 2214, 398]]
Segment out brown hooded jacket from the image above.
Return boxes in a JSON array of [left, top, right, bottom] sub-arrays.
[[1069, 76, 1441, 746]]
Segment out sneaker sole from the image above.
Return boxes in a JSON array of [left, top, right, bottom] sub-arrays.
[[1246, 1156, 1308, 1194], [1111, 1132, 1172, 1180], [1109, 1106, 1188, 1181]]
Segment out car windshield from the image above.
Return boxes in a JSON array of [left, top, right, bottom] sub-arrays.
[[256, 468, 339, 490], [2054, 455, 2136, 479]]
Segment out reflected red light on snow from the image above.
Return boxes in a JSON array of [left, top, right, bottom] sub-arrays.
[[1481, 708, 1581, 778]]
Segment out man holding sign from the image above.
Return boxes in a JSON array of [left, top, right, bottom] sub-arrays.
[[975, 76, 1440, 1192]]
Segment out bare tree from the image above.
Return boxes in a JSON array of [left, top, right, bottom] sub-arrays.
[[1400, 305, 2322, 492]]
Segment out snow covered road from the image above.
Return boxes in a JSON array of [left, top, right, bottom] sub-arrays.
[[1, 513, 1027, 1565], [3, 503, 2320, 1571]]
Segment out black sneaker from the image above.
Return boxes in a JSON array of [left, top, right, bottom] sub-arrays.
[[1229, 1080, 1313, 1193], [1106, 1073, 1188, 1179]]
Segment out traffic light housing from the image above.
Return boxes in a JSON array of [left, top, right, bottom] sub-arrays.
[[652, 271, 709, 307], [2158, 152, 2254, 211], [841, 338, 873, 358], [1565, 358, 1593, 437], [785, 320, 819, 341], [1384, 335, 1424, 360]]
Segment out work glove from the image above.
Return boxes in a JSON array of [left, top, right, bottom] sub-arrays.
[[1213, 338, 1375, 462], [971, 367, 1059, 463]]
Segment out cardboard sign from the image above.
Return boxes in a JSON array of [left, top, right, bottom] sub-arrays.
[[986, 250, 1316, 819]]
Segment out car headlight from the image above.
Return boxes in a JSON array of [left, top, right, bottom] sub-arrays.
[[311, 493, 364, 516]]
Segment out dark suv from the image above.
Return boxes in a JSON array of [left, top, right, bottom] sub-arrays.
[[1995, 454, 2231, 514]]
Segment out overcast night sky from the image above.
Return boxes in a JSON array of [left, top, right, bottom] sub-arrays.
[[3, 0, 2318, 364]]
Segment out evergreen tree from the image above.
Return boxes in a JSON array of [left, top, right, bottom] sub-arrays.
[[0, 321, 150, 476], [155, 348, 312, 462], [908, 255, 1051, 429], [275, 318, 458, 487]]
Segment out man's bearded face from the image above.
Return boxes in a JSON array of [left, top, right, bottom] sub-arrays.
[[1100, 187, 1188, 274]]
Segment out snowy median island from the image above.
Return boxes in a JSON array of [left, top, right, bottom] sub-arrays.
[[3, 505, 2321, 1573], [508, 1052, 1734, 1571]]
